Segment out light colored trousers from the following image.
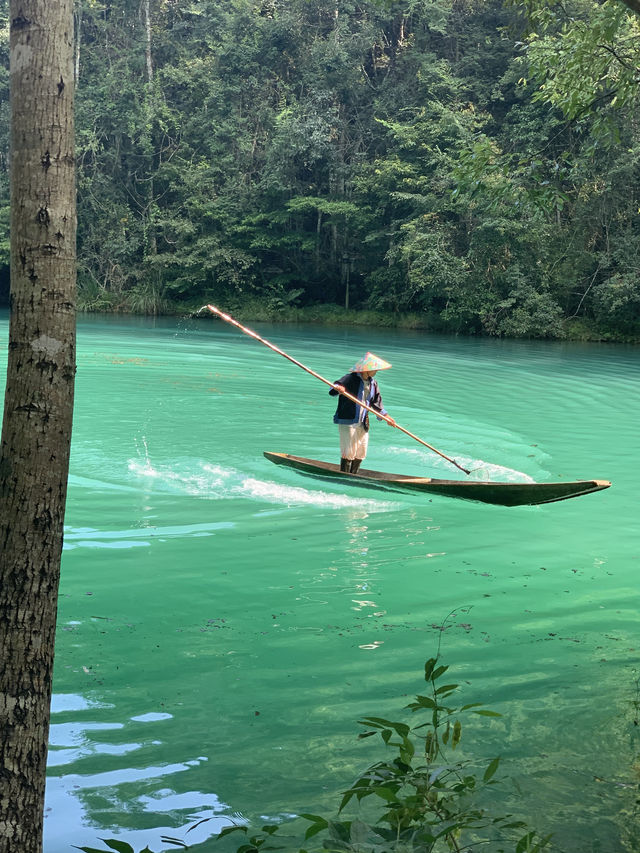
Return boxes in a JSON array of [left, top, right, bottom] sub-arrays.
[[338, 423, 369, 460]]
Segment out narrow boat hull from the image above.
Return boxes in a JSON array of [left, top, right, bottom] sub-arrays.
[[263, 452, 611, 507]]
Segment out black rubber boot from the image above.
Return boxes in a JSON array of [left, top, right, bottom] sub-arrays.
[[340, 457, 351, 472], [350, 458, 363, 474]]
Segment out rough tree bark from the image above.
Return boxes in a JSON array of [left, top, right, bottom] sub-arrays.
[[0, 0, 76, 850]]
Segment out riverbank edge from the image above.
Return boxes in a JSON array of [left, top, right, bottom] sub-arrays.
[[80, 297, 640, 344], [10, 288, 630, 342]]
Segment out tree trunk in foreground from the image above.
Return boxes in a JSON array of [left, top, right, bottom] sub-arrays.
[[0, 1, 76, 850]]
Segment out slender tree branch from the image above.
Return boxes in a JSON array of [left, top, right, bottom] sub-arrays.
[[597, 41, 639, 72]]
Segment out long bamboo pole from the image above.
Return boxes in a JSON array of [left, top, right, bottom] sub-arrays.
[[200, 304, 471, 475]]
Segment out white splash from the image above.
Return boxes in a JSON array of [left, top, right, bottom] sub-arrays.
[[128, 458, 397, 512]]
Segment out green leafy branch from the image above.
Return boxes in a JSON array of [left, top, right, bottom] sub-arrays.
[[79, 651, 551, 853]]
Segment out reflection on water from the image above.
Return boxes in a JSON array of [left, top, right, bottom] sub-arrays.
[[0, 313, 635, 851], [46, 704, 238, 851], [63, 521, 235, 551]]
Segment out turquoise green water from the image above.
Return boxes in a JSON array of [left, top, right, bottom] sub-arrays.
[[0, 312, 638, 852]]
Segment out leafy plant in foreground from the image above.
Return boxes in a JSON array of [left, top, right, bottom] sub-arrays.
[[290, 656, 551, 853], [77, 656, 551, 853]]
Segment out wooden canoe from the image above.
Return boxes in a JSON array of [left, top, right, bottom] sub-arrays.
[[263, 452, 611, 507]]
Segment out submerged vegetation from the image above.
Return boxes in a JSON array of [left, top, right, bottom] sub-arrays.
[[76, 656, 551, 853], [1, 0, 639, 341]]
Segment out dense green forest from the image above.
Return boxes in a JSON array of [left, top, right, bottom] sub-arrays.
[[0, 0, 639, 338]]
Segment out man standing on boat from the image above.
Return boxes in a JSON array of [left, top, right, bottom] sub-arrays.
[[329, 353, 396, 474]]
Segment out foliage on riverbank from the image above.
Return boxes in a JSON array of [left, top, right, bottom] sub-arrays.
[[77, 656, 551, 853], [1, 0, 639, 341], [206, 302, 640, 342], [73, 294, 640, 344]]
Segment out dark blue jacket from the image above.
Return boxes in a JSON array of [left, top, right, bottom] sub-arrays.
[[329, 372, 387, 425]]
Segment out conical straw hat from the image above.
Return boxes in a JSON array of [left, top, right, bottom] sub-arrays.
[[350, 352, 392, 372]]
